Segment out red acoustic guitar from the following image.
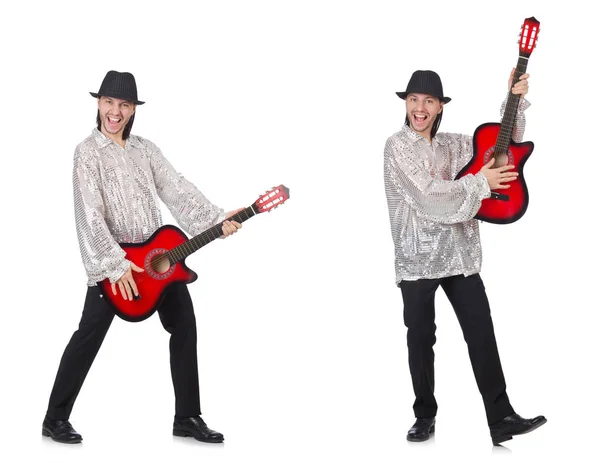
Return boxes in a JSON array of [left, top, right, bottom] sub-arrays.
[[98, 185, 290, 322], [456, 16, 540, 224]]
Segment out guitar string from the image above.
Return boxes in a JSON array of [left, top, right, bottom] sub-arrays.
[[494, 58, 529, 159]]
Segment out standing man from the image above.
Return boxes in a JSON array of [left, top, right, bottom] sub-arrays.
[[43, 70, 242, 444], [383, 69, 546, 445]]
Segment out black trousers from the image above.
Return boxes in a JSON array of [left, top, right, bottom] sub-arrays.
[[46, 284, 202, 420], [400, 273, 514, 425]]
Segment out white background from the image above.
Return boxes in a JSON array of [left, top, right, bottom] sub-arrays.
[[0, 0, 597, 461]]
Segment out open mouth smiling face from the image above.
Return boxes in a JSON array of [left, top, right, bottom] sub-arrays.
[[98, 96, 135, 137], [406, 93, 443, 137]]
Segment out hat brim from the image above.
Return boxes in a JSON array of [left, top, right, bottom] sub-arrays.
[[396, 92, 451, 104], [90, 92, 145, 105]]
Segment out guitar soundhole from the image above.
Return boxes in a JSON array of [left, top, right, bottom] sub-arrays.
[[151, 255, 171, 273], [144, 248, 176, 280], [484, 147, 514, 168]]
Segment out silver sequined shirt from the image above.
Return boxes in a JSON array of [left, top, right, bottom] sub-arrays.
[[384, 98, 530, 283], [74, 128, 225, 285]]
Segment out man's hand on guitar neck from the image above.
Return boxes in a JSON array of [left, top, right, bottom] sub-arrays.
[[509, 68, 530, 98], [220, 208, 244, 239], [111, 262, 144, 301]]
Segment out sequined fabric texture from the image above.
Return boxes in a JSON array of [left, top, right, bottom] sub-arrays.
[[384, 97, 530, 283], [74, 129, 225, 285]]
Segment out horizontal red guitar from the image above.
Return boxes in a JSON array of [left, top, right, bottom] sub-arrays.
[[455, 16, 540, 224], [98, 185, 290, 322]]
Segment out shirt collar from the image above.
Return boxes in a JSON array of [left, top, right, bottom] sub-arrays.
[[400, 124, 446, 147], [91, 128, 143, 150]]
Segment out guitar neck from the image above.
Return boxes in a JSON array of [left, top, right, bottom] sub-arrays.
[[495, 55, 529, 153], [167, 205, 257, 263]]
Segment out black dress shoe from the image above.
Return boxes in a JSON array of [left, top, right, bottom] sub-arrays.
[[407, 417, 436, 442], [489, 413, 547, 445], [173, 416, 224, 443], [42, 417, 82, 444]]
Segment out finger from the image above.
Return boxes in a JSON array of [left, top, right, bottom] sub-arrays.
[[496, 164, 516, 172], [124, 278, 133, 301], [513, 83, 528, 92], [519, 73, 530, 80], [225, 221, 241, 234], [111, 282, 117, 296], [485, 159, 495, 167], [128, 278, 139, 298], [513, 84, 528, 96], [508, 68, 515, 90], [132, 263, 144, 272], [118, 281, 127, 300]]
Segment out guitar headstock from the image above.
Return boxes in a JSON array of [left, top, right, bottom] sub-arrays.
[[519, 16, 540, 58], [254, 184, 290, 213]]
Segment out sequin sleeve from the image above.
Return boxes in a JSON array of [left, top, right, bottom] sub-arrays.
[[384, 136, 490, 225], [73, 148, 130, 284], [148, 143, 225, 236]]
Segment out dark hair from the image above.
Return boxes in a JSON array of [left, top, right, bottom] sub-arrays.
[[404, 109, 443, 138], [96, 106, 135, 140]]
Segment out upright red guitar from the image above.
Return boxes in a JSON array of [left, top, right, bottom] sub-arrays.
[[98, 185, 290, 322], [456, 16, 540, 224]]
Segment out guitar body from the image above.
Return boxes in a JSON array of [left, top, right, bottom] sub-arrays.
[[98, 225, 197, 322], [456, 122, 533, 224], [98, 184, 290, 323]]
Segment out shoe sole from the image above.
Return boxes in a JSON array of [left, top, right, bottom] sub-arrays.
[[42, 428, 82, 444], [406, 425, 435, 442], [173, 429, 224, 443], [491, 417, 547, 446]]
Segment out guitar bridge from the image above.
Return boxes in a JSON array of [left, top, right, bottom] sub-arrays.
[[490, 191, 510, 201]]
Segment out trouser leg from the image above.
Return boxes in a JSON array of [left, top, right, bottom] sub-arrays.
[[46, 287, 115, 420], [400, 278, 440, 418], [440, 274, 514, 424], [157, 284, 201, 417]]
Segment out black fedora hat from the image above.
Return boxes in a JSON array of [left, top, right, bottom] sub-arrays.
[[90, 70, 145, 105], [396, 70, 451, 104]]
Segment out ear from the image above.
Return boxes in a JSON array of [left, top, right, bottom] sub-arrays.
[[438, 102, 444, 114]]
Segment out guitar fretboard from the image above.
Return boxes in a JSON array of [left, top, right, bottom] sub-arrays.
[[166, 206, 256, 263], [495, 56, 529, 156]]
